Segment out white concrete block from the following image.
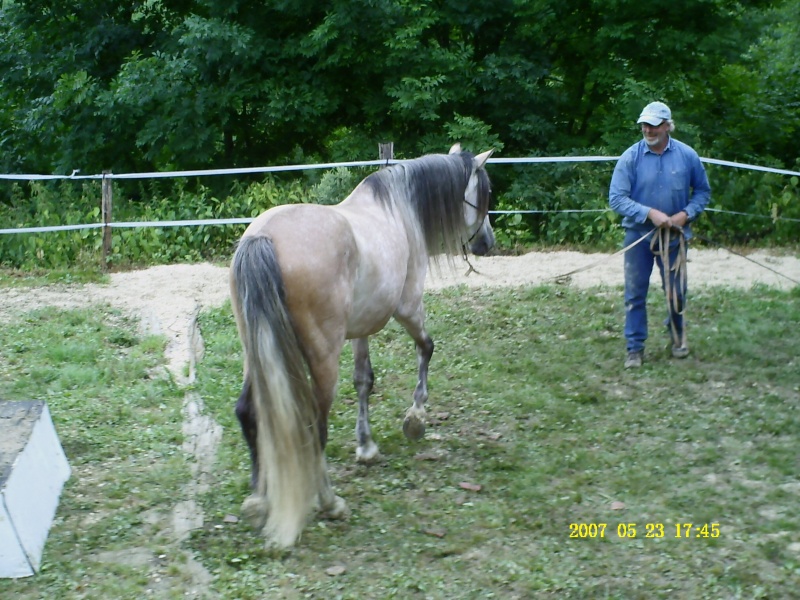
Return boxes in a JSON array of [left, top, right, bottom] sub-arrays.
[[1, 401, 71, 578]]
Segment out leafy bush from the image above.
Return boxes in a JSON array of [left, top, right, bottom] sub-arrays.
[[0, 176, 314, 268], [493, 159, 621, 250], [491, 158, 799, 251], [702, 164, 800, 246], [0, 181, 103, 268], [308, 167, 366, 205]]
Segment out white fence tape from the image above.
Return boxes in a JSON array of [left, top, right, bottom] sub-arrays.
[[1, 156, 798, 235], [0, 160, 391, 181]]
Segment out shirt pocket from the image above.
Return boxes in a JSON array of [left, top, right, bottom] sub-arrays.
[[670, 168, 687, 194]]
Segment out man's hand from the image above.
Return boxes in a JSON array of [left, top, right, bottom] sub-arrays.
[[647, 208, 672, 228], [670, 211, 689, 229]]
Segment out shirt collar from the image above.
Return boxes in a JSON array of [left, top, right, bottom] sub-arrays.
[[643, 136, 672, 155]]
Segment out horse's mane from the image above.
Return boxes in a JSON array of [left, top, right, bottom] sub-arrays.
[[363, 151, 491, 259]]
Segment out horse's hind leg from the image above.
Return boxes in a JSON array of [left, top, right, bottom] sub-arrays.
[[306, 349, 349, 519], [394, 310, 434, 441], [234, 378, 259, 489], [317, 457, 349, 520], [352, 337, 380, 463], [236, 377, 270, 530]]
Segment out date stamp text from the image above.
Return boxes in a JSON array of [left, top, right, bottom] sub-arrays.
[[569, 522, 720, 539]]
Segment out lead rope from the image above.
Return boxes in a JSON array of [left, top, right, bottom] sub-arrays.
[[651, 227, 688, 350], [551, 228, 656, 284], [462, 245, 479, 276]]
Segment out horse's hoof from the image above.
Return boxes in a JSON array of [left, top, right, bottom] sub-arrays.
[[263, 535, 295, 552], [241, 494, 269, 530], [403, 415, 426, 441], [356, 440, 381, 463], [321, 495, 349, 520]]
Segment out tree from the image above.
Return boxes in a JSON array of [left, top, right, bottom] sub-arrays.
[[0, 0, 787, 177], [0, 1, 170, 173], [708, 0, 800, 166]]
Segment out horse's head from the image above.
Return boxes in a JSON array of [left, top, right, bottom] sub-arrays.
[[450, 144, 495, 256]]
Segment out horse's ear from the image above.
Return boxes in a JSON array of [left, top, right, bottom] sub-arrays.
[[449, 143, 462, 154], [474, 149, 493, 169]]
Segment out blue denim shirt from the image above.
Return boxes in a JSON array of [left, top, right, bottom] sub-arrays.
[[608, 137, 711, 238]]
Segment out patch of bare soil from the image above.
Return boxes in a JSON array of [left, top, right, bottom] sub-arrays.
[[424, 248, 800, 290]]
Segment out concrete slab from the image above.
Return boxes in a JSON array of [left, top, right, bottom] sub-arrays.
[[0, 400, 71, 578]]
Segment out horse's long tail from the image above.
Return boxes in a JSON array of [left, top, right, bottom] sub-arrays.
[[230, 235, 322, 548]]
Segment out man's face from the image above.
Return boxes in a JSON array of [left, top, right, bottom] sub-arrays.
[[641, 121, 669, 149]]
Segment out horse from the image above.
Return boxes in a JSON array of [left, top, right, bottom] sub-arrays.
[[229, 144, 494, 548]]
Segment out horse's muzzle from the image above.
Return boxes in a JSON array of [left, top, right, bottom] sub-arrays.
[[469, 223, 495, 256]]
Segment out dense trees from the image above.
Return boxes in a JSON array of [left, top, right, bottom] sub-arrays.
[[1, 0, 795, 176]]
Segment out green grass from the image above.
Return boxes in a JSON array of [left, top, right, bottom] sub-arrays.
[[193, 284, 800, 599], [0, 306, 189, 599], [1, 284, 799, 599], [0, 267, 108, 287]]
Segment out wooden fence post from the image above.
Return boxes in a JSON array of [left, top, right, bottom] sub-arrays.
[[101, 171, 112, 270], [378, 142, 394, 167]]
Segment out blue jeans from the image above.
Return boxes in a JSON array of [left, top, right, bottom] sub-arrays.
[[623, 229, 686, 353]]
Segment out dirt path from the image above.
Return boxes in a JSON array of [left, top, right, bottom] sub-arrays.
[[1, 248, 797, 330]]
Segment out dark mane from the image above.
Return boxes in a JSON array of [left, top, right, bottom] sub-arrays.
[[362, 151, 491, 257]]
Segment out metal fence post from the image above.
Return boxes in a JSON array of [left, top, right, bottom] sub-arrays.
[[379, 142, 394, 167]]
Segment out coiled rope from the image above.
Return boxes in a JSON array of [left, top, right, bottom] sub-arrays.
[[651, 227, 688, 349]]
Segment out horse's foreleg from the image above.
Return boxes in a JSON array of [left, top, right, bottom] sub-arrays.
[[404, 333, 434, 440], [395, 312, 434, 441], [352, 337, 380, 463], [234, 378, 259, 489]]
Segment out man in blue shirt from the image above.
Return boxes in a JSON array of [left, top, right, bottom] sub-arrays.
[[609, 101, 711, 368]]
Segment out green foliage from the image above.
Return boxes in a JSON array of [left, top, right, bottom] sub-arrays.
[[0, 181, 104, 268], [703, 165, 800, 246], [1, 0, 797, 259], [706, 1, 800, 165], [2, 157, 797, 268], [493, 159, 621, 250], [438, 114, 505, 157], [308, 167, 365, 206], [108, 177, 313, 265]]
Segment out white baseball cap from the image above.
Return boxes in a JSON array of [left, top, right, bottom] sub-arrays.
[[637, 101, 672, 126]]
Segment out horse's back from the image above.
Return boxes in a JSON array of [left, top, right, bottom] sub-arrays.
[[241, 200, 414, 341], [246, 204, 356, 279]]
